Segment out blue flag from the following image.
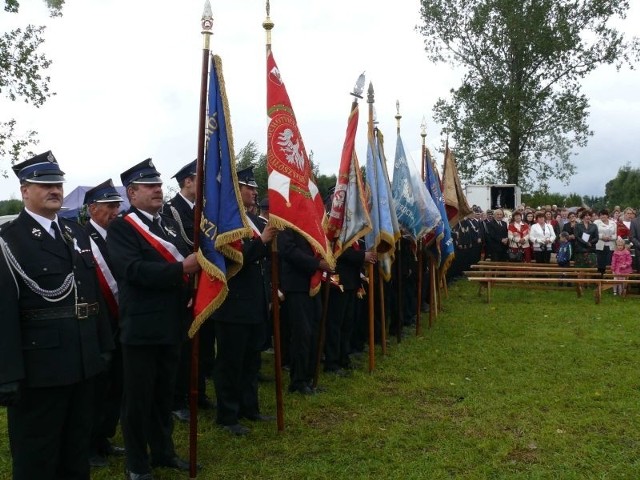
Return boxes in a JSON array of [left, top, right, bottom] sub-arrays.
[[192, 55, 252, 337], [392, 132, 441, 242], [424, 147, 454, 271], [365, 127, 400, 281]]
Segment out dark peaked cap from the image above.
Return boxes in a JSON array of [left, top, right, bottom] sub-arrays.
[[237, 166, 258, 188], [84, 179, 124, 205], [172, 159, 197, 183], [12, 150, 65, 184], [120, 158, 162, 187]]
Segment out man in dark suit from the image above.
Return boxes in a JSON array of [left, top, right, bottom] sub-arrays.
[[486, 208, 509, 262], [212, 167, 277, 435], [107, 159, 201, 479], [278, 227, 333, 395], [162, 160, 215, 422], [0, 151, 113, 480], [324, 242, 376, 374], [83, 179, 126, 467]]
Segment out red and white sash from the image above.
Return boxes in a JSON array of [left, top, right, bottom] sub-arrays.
[[124, 213, 185, 263], [90, 237, 119, 318]]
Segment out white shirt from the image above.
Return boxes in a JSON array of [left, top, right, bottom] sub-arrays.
[[89, 218, 108, 240], [25, 207, 61, 239]]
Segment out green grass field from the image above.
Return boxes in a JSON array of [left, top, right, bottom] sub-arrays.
[[2, 280, 640, 479]]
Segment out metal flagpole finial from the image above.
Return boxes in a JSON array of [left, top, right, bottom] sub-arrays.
[[202, 0, 213, 34], [263, 0, 274, 45], [201, 0, 213, 50], [395, 100, 402, 132], [367, 82, 374, 104], [351, 72, 365, 99], [420, 116, 427, 139]]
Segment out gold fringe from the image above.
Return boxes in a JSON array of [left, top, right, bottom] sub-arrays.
[[269, 214, 336, 269], [189, 249, 229, 338]]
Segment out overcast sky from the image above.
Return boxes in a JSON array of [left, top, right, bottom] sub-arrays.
[[1, 0, 639, 202]]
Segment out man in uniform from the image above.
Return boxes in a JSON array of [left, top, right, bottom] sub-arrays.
[[0, 151, 113, 480], [107, 159, 200, 479], [163, 159, 215, 422], [213, 167, 277, 435], [83, 179, 126, 467]]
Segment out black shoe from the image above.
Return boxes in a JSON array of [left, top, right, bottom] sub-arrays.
[[325, 368, 351, 377], [89, 453, 108, 467], [288, 385, 315, 395], [151, 456, 195, 471], [171, 408, 190, 423], [107, 443, 126, 457], [257, 372, 274, 383], [221, 423, 250, 436], [243, 413, 276, 422], [125, 469, 154, 480], [198, 397, 216, 410]]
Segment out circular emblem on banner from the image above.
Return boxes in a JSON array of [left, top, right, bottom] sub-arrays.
[[268, 113, 309, 186]]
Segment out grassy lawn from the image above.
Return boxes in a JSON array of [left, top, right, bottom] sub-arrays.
[[1, 280, 640, 479]]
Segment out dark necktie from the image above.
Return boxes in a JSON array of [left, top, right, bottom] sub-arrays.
[[151, 217, 166, 239], [51, 221, 64, 243]]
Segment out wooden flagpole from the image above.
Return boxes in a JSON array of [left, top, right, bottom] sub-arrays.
[[263, 0, 284, 432], [189, 2, 213, 477], [367, 83, 376, 372], [416, 118, 427, 336], [394, 102, 402, 344]]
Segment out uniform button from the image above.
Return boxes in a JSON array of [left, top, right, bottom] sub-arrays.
[[77, 281, 81, 286], [31, 341, 36, 345]]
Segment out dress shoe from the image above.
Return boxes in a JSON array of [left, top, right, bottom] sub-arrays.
[[257, 372, 274, 383], [124, 469, 154, 480], [325, 367, 351, 377], [151, 456, 194, 471], [243, 413, 276, 422], [198, 397, 216, 410], [89, 453, 108, 467], [171, 408, 190, 423], [221, 423, 251, 436], [107, 442, 126, 457], [288, 385, 315, 395]]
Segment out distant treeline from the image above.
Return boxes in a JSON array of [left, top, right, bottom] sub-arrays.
[[0, 199, 22, 216]]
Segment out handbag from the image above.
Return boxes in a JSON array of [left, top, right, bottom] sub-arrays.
[[508, 249, 524, 262]]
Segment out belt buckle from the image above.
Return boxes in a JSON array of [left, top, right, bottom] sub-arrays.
[[76, 303, 89, 320]]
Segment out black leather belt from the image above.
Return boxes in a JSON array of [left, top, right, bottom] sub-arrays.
[[21, 303, 99, 321]]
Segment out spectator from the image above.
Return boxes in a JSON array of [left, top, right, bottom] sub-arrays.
[[507, 211, 530, 262], [556, 232, 572, 268], [574, 210, 598, 268], [593, 208, 616, 276], [562, 211, 578, 260], [529, 211, 555, 263]]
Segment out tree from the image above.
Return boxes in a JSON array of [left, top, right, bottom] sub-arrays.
[[418, 0, 639, 191], [605, 164, 640, 209], [1, 0, 62, 176]]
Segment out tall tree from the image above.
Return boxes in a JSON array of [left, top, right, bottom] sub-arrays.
[[418, 0, 639, 191], [1, 0, 63, 176], [605, 164, 640, 208]]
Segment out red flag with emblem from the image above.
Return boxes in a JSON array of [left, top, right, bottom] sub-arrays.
[[266, 49, 333, 293]]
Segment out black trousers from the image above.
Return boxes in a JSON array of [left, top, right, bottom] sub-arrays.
[[285, 292, 321, 391], [324, 288, 357, 371], [8, 377, 95, 480], [213, 321, 263, 425], [91, 342, 123, 454], [121, 344, 180, 474], [596, 246, 612, 274], [534, 250, 552, 263]]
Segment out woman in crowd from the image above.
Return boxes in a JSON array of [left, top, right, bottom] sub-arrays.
[[616, 207, 635, 240], [524, 210, 535, 226], [508, 210, 530, 262], [593, 208, 616, 276], [574, 210, 598, 268], [529, 211, 555, 263], [562, 211, 578, 260]]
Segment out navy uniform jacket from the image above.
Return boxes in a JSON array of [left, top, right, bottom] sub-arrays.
[[106, 207, 192, 346], [163, 193, 195, 248], [335, 244, 365, 291], [86, 221, 119, 332], [277, 228, 320, 293], [214, 212, 268, 325], [0, 210, 113, 387]]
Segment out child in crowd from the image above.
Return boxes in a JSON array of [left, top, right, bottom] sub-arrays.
[[556, 231, 572, 268], [611, 237, 633, 295]]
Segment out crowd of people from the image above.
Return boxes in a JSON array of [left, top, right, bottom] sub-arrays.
[[450, 204, 640, 294], [0, 152, 420, 480]]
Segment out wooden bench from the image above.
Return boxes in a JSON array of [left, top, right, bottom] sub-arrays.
[[465, 261, 640, 303]]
